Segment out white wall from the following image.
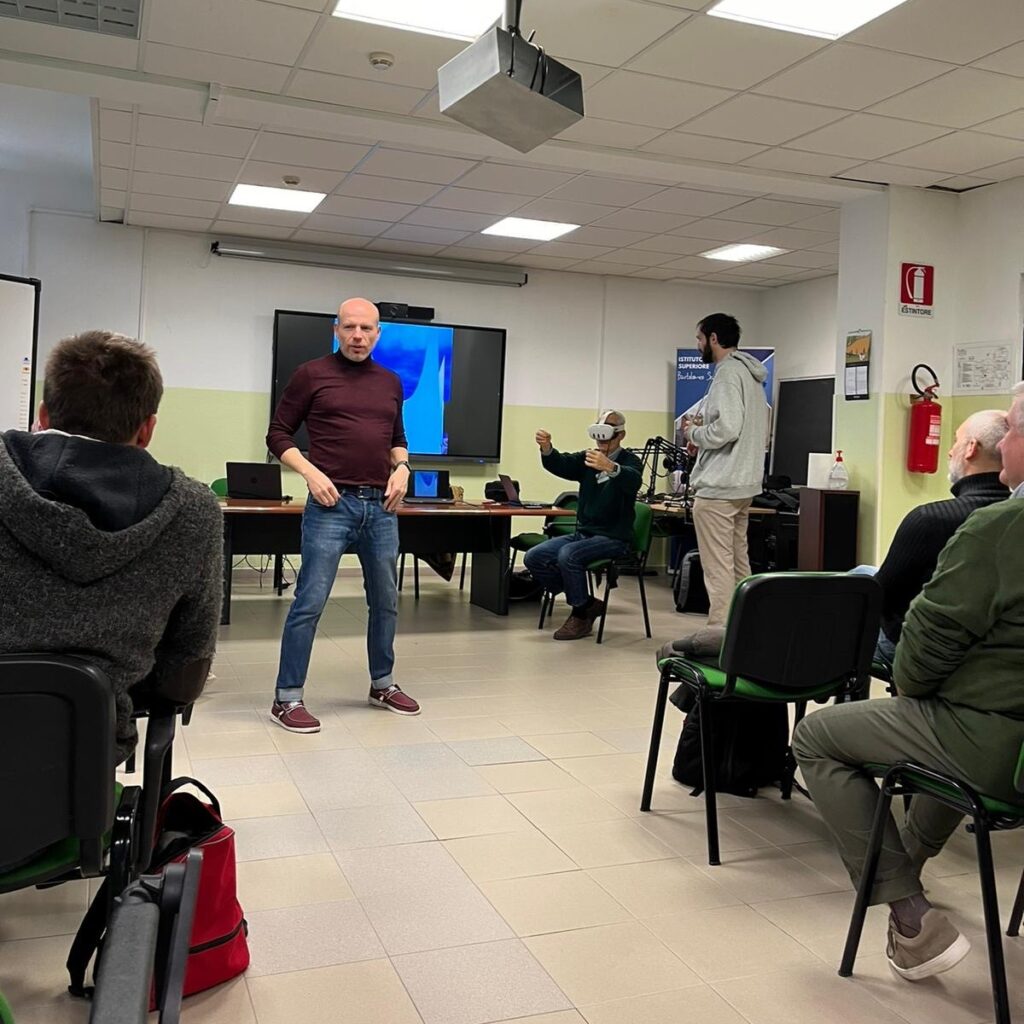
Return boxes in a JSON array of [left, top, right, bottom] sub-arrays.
[[760, 275, 837, 385]]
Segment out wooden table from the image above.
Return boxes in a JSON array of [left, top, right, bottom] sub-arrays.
[[219, 499, 574, 624]]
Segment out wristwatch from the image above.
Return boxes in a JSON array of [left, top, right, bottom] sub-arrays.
[[394, 460, 411, 472]]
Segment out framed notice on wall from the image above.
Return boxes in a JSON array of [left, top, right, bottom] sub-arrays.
[[0, 274, 41, 430], [954, 341, 1013, 395], [844, 330, 871, 401]]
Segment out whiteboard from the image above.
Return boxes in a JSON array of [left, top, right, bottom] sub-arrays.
[[0, 275, 40, 431]]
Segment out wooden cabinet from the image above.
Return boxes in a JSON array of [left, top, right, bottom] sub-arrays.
[[797, 488, 859, 571]]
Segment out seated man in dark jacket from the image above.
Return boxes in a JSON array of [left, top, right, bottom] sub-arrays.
[[0, 331, 223, 762], [866, 409, 1008, 666], [525, 411, 643, 640]]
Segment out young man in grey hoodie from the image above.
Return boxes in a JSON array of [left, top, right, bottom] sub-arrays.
[[682, 313, 769, 628], [0, 331, 222, 763]]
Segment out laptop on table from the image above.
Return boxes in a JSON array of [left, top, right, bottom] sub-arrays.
[[404, 470, 455, 505], [226, 462, 282, 500], [498, 474, 548, 509]]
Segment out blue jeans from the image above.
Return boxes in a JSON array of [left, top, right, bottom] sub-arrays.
[[849, 564, 897, 670], [276, 494, 398, 702], [524, 532, 630, 609]]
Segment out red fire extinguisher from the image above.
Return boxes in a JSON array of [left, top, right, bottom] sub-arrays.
[[907, 364, 941, 474]]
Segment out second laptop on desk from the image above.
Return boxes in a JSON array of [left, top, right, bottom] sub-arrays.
[[498, 474, 549, 509], [404, 470, 455, 504]]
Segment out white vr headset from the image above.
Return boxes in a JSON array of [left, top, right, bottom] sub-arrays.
[[587, 412, 626, 442]]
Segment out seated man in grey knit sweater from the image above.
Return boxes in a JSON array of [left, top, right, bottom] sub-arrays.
[[0, 331, 223, 763]]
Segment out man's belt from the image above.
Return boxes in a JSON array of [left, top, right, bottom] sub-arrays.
[[337, 485, 385, 499]]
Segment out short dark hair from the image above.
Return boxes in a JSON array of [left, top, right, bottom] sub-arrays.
[[698, 313, 741, 349], [43, 331, 163, 443]]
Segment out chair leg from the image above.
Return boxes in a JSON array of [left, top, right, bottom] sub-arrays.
[[595, 576, 611, 645], [641, 667, 672, 812], [839, 779, 894, 977], [124, 751, 137, 775], [780, 701, 805, 801], [414, 557, 420, 601], [973, 818, 1012, 1024], [459, 551, 468, 590], [510, 550, 518, 575], [698, 696, 720, 866], [638, 564, 652, 639], [1007, 866, 1024, 937], [398, 553, 405, 592]]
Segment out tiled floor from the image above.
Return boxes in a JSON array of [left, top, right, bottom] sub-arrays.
[[4, 568, 1024, 1023]]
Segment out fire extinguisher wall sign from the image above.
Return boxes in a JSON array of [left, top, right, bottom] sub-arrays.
[[907, 364, 941, 474], [899, 262, 934, 318]]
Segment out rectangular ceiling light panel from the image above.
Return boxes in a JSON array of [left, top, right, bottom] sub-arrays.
[[700, 243, 789, 262], [707, 0, 910, 39], [332, 0, 503, 41], [229, 184, 326, 213], [482, 217, 579, 241]]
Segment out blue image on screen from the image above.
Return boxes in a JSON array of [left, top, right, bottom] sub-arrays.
[[413, 471, 439, 498], [334, 322, 454, 455]]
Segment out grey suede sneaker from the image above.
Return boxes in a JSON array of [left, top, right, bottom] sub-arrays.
[[886, 910, 970, 980]]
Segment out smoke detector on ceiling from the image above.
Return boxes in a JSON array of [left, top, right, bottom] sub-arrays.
[[368, 52, 395, 71], [282, 175, 301, 187]]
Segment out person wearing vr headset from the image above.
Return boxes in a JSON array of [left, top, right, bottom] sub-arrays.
[[526, 411, 643, 640]]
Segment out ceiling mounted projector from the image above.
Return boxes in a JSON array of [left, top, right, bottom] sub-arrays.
[[437, 1, 584, 154]]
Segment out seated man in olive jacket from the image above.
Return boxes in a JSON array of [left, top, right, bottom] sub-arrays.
[[524, 411, 642, 640], [793, 382, 1024, 983]]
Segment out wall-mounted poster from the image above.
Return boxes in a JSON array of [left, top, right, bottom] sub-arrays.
[[954, 341, 1013, 395], [844, 330, 871, 401]]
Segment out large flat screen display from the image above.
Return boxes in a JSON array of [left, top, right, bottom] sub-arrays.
[[272, 310, 507, 462]]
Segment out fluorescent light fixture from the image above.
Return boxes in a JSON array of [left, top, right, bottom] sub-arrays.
[[482, 217, 579, 241], [228, 184, 325, 213], [332, 0, 502, 41], [211, 238, 527, 287], [700, 243, 789, 263], [707, 0, 910, 39]]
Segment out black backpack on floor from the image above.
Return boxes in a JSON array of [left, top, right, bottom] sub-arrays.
[[674, 549, 709, 614], [672, 698, 789, 798]]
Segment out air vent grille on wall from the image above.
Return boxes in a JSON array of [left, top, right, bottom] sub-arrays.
[[0, 0, 142, 38]]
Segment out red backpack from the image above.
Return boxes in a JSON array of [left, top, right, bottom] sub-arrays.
[[68, 777, 249, 1003]]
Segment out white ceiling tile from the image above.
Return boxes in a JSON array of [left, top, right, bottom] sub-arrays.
[[785, 113, 948, 159], [868, 69, 1024, 129], [101, 189, 126, 208], [848, 0, 1024, 64], [130, 194, 223, 219], [135, 115, 257, 158], [657, 237, 734, 257], [249, 133, 371, 171], [726, 262, 802, 279], [628, 15, 823, 90], [740, 226, 835, 249], [836, 162, 946, 186], [678, 95, 846, 145], [380, 224, 471, 246], [452, 233, 535, 252], [132, 147, 244, 181], [142, 43, 291, 93], [545, 176, 666, 207], [303, 212, 389, 236], [512, 255, 582, 270], [334, 175, 442, 204], [100, 141, 131, 170], [640, 132, 766, 162], [454, 164, 575, 195], [633, 187, 749, 217], [555, 117, 664, 149], [291, 229, 371, 248], [975, 42, 1024, 78], [740, 149, 859, 176], [564, 226, 655, 247], [754, 44, 952, 111], [364, 238, 447, 257], [591, 208, 697, 233], [0, 17, 137, 68], [629, 267, 689, 280], [131, 212, 213, 232], [884, 131, 1024, 173], [100, 110, 132, 144], [700, 272, 769, 286], [102, 167, 129, 191], [712, 197, 835, 226], [933, 174, 996, 190], [358, 149, 478, 184], [764, 250, 840, 269], [218, 204, 308, 227], [810, 239, 841, 254], [426, 187, 524, 215], [286, 71, 426, 115], [524, 0, 690, 66], [132, 171, 233, 201], [594, 249, 674, 267], [525, 241, 617, 260], [974, 110, 1024, 140], [440, 247, 514, 263], [670, 218, 774, 242], [790, 209, 842, 232], [301, 17, 463, 89], [316, 195, 418, 221], [972, 155, 1024, 180], [269, 0, 328, 9], [563, 261, 635, 276], [630, 234, 718, 255], [100, 102, 132, 113], [146, 0, 319, 64], [650, 254, 721, 273], [239, 161, 346, 193], [584, 70, 734, 129], [400, 208, 496, 232], [210, 221, 297, 239], [513, 198, 619, 225]]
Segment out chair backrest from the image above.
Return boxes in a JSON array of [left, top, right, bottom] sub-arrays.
[[0, 654, 117, 876], [210, 477, 228, 498], [547, 491, 579, 536], [632, 501, 654, 556], [719, 573, 882, 694]]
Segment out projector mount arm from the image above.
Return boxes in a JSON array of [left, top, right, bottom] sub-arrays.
[[503, 0, 523, 34]]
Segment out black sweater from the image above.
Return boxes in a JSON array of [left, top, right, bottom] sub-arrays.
[[876, 472, 1008, 643]]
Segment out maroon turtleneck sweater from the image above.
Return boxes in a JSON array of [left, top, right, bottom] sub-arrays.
[[266, 352, 407, 489]]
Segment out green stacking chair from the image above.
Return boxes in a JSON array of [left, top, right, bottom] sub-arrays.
[[641, 573, 881, 864], [840, 756, 1024, 1024], [210, 477, 228, 498], [0, 990, 13, 1024], [510, 491, 578, 574]]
